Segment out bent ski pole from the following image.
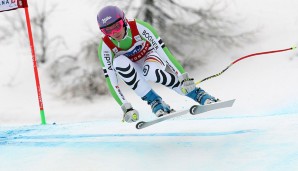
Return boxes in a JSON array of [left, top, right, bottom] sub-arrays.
[[196, 46, 297, 85]]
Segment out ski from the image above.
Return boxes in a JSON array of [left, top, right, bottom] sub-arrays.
[[189, 99, 235, 115], [136, 109, 189, 129], [136, 99, 235, 129]]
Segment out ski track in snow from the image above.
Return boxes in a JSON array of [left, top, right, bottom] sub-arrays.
[[0, 111, 296, 146], [0, 129, 258, 145]]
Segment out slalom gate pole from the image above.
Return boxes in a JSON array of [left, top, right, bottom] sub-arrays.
[[23, 6, 46, 125], [195, 46, 297, 85]]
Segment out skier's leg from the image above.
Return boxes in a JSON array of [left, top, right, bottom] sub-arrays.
[[113, 55, 171, 116], [143, 52, 218, 105], [113, 55, 151, 98], [141, 89, 172, 117], [142, 51, 183, 94]]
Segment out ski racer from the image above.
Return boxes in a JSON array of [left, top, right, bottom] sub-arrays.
[[97, 6, 218, 123]]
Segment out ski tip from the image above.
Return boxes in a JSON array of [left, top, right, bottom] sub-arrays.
[[217, 99, 236, 104], [228, 99, 236, 105]]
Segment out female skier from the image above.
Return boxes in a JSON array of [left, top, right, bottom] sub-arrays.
[[97, 6, 218, 123]]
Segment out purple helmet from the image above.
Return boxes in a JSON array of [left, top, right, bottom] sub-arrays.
[[97, 6, 125, 29]]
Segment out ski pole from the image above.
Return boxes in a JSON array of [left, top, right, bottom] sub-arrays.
[[195, 46, 297, 85]]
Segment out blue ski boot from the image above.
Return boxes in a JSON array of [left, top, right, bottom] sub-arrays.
[[142, 90, 172, 117], [186, 87, 219, 105]]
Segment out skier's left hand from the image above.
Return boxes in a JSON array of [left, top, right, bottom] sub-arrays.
[[178, 72, 196, 94]]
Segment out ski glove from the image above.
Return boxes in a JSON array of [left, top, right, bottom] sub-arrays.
[[121, 103, 139, 123], [178, 72, 196, 94]]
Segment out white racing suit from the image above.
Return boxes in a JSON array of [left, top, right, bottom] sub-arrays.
[[98, 19, 186, 108]]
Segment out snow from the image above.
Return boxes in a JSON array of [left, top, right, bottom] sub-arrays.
[[1, 0, 298, 171]]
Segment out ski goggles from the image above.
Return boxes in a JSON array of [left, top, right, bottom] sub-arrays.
[[100, 19, 124, 36]]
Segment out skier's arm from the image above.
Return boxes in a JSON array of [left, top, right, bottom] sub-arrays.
[[98, 40, 128, 106], [135, 19, 185, 76]]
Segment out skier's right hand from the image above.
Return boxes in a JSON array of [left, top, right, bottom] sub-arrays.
[[178, 72, 196, 94], [121, 103, 139, 123]]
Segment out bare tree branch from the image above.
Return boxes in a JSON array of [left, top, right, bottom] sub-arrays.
[[0, 1, 63, 64], [131, 0, 256, 66]]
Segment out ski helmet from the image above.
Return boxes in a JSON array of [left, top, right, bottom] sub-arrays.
[[97, 6, 126, 35]]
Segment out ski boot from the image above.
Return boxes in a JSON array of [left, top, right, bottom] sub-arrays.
[[142, 89, 173, 117], [186, 87, 219, 105]]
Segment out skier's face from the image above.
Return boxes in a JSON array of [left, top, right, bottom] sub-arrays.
[[101, 19, 125, 40]]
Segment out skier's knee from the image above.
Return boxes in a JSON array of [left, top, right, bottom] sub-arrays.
[[113, 55, 131, 68], [142, 64, 152, 78]]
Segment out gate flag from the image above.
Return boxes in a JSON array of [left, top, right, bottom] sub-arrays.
[[0, 0, 47, 125], [0, 0, 28, 12]]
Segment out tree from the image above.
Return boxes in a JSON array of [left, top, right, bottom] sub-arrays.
[[47, 38, 108, 100], [135, 0, 255, 68], [0, 1, 64, 64], [29, 2, 64, 63]]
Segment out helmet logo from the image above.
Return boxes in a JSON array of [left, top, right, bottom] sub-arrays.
[[102, 16, 112, 24]]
